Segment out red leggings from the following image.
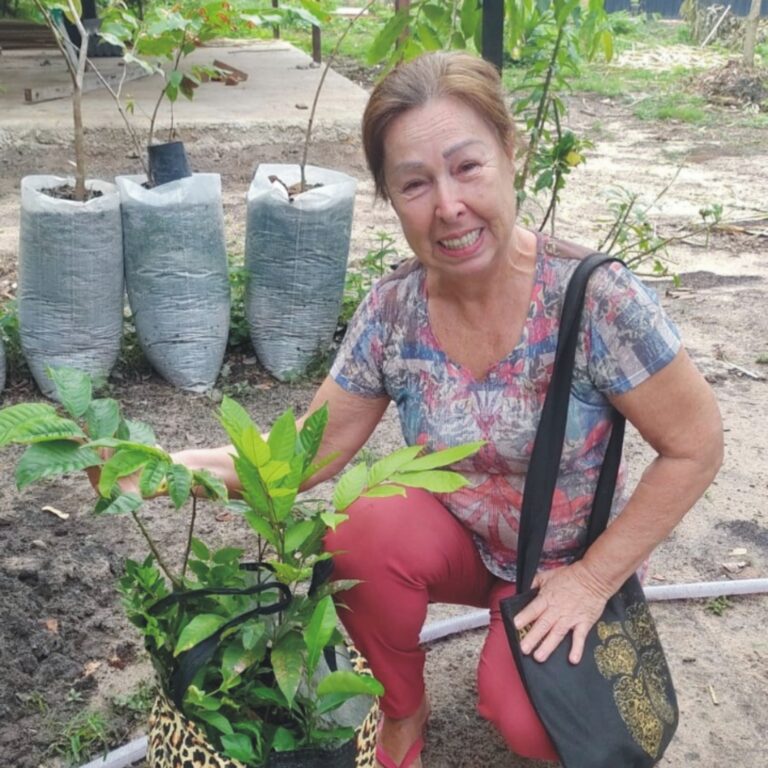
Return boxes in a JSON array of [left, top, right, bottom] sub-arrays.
[[324, 488, 559, 762]]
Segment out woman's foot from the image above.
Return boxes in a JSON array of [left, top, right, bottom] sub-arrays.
[[376, 693, 431, 768]]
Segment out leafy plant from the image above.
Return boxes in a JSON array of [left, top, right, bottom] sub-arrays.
[[227, 257, 251, 352], [0, 368, 482, 765], [50, 709, 113, 766], [705, 595, 733, 616], [340, 231, 400, 328], [506, 0, 613, 229], [30, 0, 92, 200], [96, 0, 324, 181]]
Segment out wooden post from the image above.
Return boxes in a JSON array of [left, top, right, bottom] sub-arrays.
[[743, 0, 761, 68], [272, 0, 280, 39], [312, 24, 321, 64], [482, 0, 504, 72]]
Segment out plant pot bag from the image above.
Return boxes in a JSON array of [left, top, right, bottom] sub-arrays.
[[18, 175, 124, 398], [147, 645, 379, 768], [245, 164, 356, 381], [500, 254, 679, 768], [117, 173, 230, 392]]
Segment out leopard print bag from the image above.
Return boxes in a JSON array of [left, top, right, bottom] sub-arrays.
[[147, 646, 379, 768]]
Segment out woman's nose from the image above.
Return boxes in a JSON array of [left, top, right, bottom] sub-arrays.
[[433, 179, 465, 221]]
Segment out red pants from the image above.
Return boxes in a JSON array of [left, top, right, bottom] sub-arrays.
[[325, 488, 559, 762]]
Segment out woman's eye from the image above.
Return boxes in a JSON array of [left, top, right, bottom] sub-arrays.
[[402, 180, 424, 193], [459, 160, 480, 173]]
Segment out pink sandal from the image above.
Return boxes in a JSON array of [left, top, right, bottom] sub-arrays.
[[375, 717, 426, 768], [375, 734, 424, 768]]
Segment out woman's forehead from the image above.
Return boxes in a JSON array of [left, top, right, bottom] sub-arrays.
[[384, 98, 496, 156]]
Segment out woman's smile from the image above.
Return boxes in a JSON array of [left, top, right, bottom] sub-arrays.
[[439, 228, 484, 252]]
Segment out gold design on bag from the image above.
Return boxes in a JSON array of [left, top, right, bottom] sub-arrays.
[[594, 601, 675, 759]]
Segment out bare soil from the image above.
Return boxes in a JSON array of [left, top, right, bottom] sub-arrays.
[[0, 82, 767, 768]]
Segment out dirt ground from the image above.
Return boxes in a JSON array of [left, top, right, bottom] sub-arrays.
[[1, 65, 767, 768]]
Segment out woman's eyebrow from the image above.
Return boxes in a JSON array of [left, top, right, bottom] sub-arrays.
[[443, 138, 484, 159], [391, 139, 486, 175]]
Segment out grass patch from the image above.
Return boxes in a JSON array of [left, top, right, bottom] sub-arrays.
[[633, 93, 709, 124]]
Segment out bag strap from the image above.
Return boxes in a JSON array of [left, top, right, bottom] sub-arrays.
[[148, 559, 340, 709], [515, 253, 626, 593]]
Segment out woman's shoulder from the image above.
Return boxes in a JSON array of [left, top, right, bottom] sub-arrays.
[[537, 234, 632, 298], [367, 257, 425, 317]]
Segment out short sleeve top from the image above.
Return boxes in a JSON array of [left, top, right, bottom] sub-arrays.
[[330, 236, 681, 581]]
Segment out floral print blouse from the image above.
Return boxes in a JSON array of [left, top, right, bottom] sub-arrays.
[[330, 236, 681, 581]]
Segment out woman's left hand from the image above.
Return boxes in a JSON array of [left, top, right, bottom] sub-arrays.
[[512, 560, 613, 665]]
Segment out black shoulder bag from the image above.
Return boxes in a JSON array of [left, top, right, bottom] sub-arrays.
[[499, 253, 679, 768]]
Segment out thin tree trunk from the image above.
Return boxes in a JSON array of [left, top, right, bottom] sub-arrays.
[[743, 0, 761, 68], [72, 27, 89, 201]]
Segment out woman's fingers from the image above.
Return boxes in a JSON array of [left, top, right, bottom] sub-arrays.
[[513, 563, 608, 663]]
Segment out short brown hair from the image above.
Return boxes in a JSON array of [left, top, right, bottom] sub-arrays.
[[362, 52, 515, 200]]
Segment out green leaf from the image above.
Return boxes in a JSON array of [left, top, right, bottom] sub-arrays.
[[219, 397, 270, 466], [366, 11, 410, 65], [415, 20, 442, 51], [5, 415, 84, 444], [221, 733, 258, 764], [361, 485, 407, 500], [272, 562, 312, 584], [460, 0, 480, 37], [85, 399, 121, 439], [195, 709, 234, 736], [46, 367, 92, 418], [167, 463, 193, 509], [272, 726, 297, 751], [174, 614, 228, 656], [235, 457, 271, 515], [117, 419, 156, 445], [212, 547, 244, 565], [268, 409, 297, 462], [0, 403, 57, 446], [16, 441, 101, 489], [192, 469, 228, 501], [298, 405, 328, 465], [332, 462, 368, 512], [304, 597, 337, 676], [98, 448, 150, 497], [284, 520, 315, 554], [316, 670, 384, 697], [221, 634, 264, 686], [139, 458, 170, 497], [271, 632, 305, 707], [243, 508, 278, 547], [388, 469, 470, 493], [365, 445, 423, 488], [190, 537, 210, 561], [400, 441, 485, 472], [95, 492, 143, 516], [319, 511, 348, 531], [309, 725, 355, 743]]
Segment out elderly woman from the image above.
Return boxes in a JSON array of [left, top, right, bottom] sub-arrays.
[[178, 52, 722, 768]]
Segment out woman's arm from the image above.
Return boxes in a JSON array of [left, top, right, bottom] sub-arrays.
[[514, 348, 723, 663], [173, 377, 390, 494]]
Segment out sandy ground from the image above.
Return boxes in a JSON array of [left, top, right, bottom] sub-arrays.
[[0, 53, 767, 768]]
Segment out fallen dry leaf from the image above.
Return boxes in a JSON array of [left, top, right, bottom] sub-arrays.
[[41, 618, 59, 634], [83, 660, 102, 677]]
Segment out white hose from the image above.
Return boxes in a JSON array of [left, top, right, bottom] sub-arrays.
[[79, 735, 147, 768], [80, 578, 768, 768], [419, 578, 768, 644]]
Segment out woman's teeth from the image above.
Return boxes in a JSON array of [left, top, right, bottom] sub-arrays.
[[440, 229, 481, 250]]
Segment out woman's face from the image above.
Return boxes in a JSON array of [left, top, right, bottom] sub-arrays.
[[383, 96, 517, 281]]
